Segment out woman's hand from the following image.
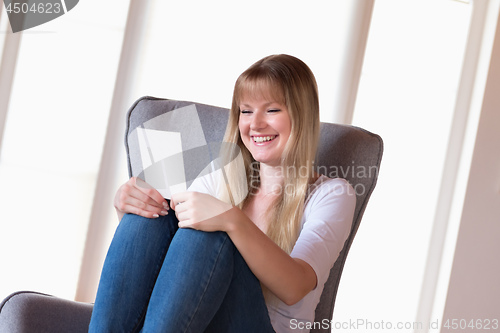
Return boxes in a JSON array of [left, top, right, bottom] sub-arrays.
[[114, 177, 169, 221], [170, 192, 234, 232]]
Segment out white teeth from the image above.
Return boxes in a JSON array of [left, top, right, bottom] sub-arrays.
[[253, 135, 276, 143]]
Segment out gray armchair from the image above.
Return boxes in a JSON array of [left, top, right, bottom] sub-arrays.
[[0, 96, 383, 333]]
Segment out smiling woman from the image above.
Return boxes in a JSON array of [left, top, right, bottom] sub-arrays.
[[88, 54, 356, 333]]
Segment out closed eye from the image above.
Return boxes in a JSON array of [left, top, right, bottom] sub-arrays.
[[240, 110, 252, 114], [268, 109, 281, 113]]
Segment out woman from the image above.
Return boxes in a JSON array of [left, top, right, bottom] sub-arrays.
[[89, 54, 356, 333]]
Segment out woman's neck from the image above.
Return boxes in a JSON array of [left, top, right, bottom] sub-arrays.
[[258, 163, 284, 196], [256, 163, 321, 196]]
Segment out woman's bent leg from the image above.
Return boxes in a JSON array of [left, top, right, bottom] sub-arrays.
[[205, 250, 275, 333], [89, 213, 179, 333], [142, 228, 274, 333], [142, 228, 236, 332]]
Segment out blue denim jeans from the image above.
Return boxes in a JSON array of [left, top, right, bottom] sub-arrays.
[[88, 211, 275, 333]]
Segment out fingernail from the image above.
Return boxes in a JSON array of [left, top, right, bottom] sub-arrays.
[[153, 214, 159, 218], [163, 202, 169, 210], [161, 210, 168, 215]]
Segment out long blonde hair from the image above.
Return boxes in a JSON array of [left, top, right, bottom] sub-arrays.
[[223, 54, 320, 253]]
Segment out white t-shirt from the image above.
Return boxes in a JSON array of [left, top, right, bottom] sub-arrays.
[[188, 172, 356, 333]]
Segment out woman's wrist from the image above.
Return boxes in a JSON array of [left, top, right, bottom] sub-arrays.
[[224, 207, 252, 236]]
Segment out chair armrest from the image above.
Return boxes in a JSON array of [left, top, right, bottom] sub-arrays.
[[0, 291, 93, 333]]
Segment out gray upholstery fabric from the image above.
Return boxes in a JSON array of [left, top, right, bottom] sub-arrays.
[[0, 96, 383, 333], [312, 123, 383, 332], [125, 97, 229, 180], [0, 291, 93, 333]]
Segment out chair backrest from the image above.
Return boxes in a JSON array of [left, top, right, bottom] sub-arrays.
[[125, 96, 383, 332]]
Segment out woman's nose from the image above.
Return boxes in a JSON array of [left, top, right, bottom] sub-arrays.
[[250, 113, 266, 130]]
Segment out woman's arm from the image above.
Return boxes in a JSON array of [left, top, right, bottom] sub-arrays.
[[225, 207, 317, 306], [114, 177, 170, 221], [170, 191, 316, 305]]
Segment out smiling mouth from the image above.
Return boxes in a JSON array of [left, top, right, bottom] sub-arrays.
[[252, 135, 277, 143]]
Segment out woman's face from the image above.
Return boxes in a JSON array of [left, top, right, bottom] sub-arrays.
[[238, 93, 291, 167]]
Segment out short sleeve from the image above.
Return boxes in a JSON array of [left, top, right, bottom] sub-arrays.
[[290, 178, 356, 289], [186, 157, 248, 205], [187, 162, 221, 197]]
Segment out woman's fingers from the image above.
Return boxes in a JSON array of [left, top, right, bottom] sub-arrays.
[[132, 177, 166, 207], [170, 192, 190, 208], [170, 192, 232, 228], [169, 191, 192, 214], [114, 177, 169, 219], [126, 196, 168, 216], [119, 203, 163, 219]]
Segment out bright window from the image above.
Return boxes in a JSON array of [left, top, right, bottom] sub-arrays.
[[0, 0, 130, 300], [335, 0, 472, 329], [133, 0, 357, 123]]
